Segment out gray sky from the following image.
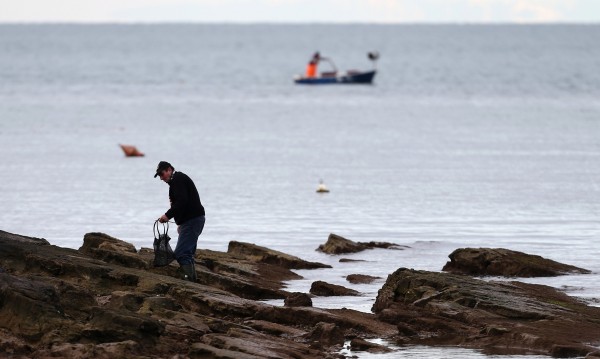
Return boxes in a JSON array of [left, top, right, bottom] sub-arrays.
[[1, 0, 599, 23]]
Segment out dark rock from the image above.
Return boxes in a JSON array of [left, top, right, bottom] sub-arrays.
[[0, 230, 396, 358], [480, 325, 510, 336], [82, 306, 165, 343], [228, 241, 331, 269], [376, 307, 419, 324], [244, 320, 306, 337], [80, 232, 137, 254], [305, 322, 345, 348], [285, 292, 313, 307], [189, 342, 259, 359], [252, 306, 396, 337], [550, 345, 592, 358], [586, 351, 600, 359], [339, 258, 367, 263], [0, 274, 67, 340], [0, 230, 49, 245], [372, 268, 600, 357], [200, 327, 325, 358], [188, 247, 306, 300], [310, 281, 360, 297], [442, 247, 591, 277], [349, 338, 393, 353], [35, 340, 141, 358], [104, 291, 145, 312], [317, 233, 408, 255], [397, 323, 418, 337], [79, 232, 149, 269], [346, 274, 381, 284]]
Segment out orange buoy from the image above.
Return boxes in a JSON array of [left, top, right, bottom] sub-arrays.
[[119, 144, 144, 157]]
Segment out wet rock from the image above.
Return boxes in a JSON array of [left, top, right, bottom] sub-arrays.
[[310, 281, 360, 297], [339, 258, 366, 263], [442, 247, 591, 277], [550, 344, 591, 358], [79, 232, 149, 269], [186, 247, 307, 300], [0, 230, 49, 245], [82, 306, 165, 343], [200, 327, 325, 358], [586, 351, 600, 359], [253, 305, 396, 337], [285, 292, 313, 307], [36, 340, 141, 358], [189, 342, 259, 359], [228, 241, 331, 269], [305, 322, 345, 348], [397, 322, 418, 337], [317, 233, 408, 255], [0, 230, 396, 358], [346, 274, 381, 284], [349, 338, 393, 353], [0, 274, 67, 340], [0, 328, 30, 357], [244, 320, 306, 337], [373, 268, 600, 357], [81, 232, 137, 254]]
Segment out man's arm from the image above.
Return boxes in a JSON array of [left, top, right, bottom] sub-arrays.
[[165, 178, 188, 220]]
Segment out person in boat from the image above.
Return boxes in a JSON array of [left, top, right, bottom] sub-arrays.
[[305, 52, 321, 78], [155, 161, 205, 282]]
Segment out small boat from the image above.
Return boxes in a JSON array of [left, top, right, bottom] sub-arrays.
[[294, 52, 379, 85], [295, 70, 376, 85]]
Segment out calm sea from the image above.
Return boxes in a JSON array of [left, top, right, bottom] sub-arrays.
[[1, 24, 599, 358]]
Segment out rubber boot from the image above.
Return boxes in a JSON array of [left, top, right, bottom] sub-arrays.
[[180, 264, 197, 282]]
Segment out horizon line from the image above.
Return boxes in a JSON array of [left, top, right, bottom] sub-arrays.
[[0, 20, 599, 26]]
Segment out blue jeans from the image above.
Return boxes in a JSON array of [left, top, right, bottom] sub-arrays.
[[174, 216, 205, 265]]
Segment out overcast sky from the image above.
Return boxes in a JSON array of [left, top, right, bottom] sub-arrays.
[[1, 0, 599, 23]]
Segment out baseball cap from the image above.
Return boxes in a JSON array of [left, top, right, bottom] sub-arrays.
[[154, 161, 173, 178]]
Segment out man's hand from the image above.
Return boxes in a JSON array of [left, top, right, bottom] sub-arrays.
[[158, 214, 169, 223]]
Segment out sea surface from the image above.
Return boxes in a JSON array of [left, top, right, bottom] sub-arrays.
[[1, 24, 599, 358]]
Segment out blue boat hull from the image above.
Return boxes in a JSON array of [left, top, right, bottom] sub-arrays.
[[294, 70, 376, 85]]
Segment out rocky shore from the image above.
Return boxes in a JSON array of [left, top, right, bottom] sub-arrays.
[[1, 230, 599, 358]]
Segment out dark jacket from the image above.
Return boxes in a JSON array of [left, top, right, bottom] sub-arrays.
[[165, 171, 205, 225]]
